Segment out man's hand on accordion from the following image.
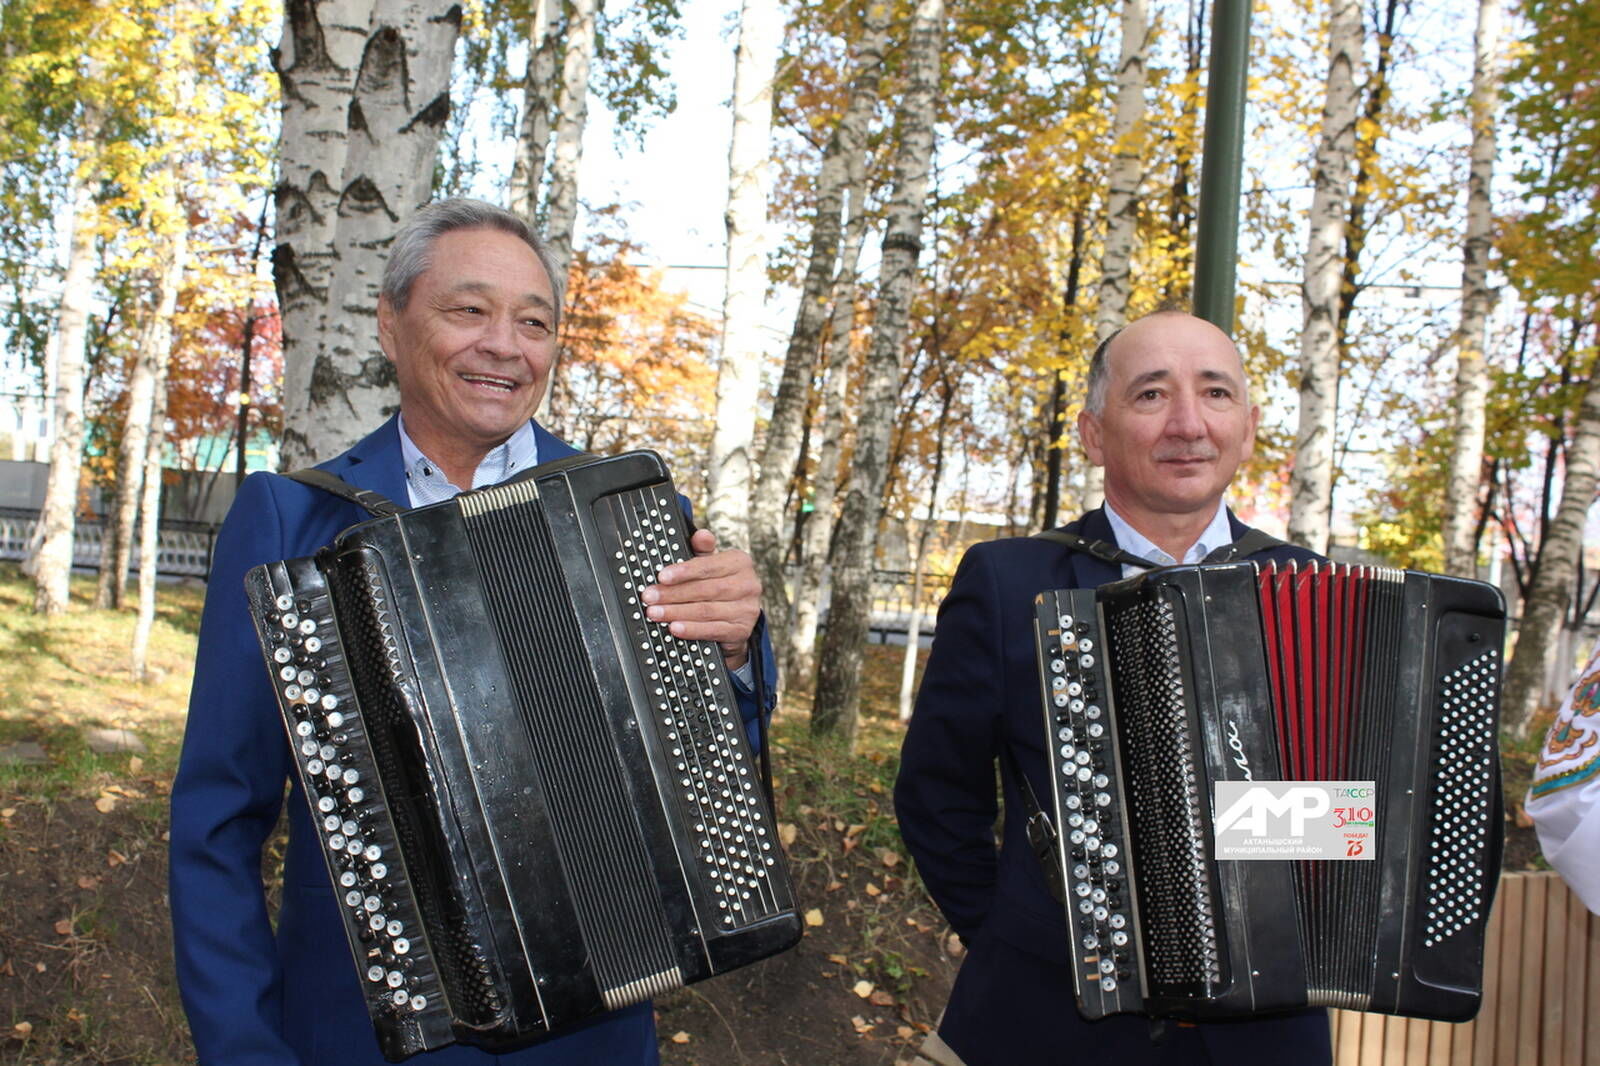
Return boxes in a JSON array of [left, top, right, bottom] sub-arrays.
[[643, 528, 761, 670]]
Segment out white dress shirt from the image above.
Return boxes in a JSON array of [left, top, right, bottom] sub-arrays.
[[1102, 499, 1234, 578]]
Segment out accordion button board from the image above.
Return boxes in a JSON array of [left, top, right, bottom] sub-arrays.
[[1033, 597, 1147, 1018], [1032, 562, 1506, 1026], [246, 451, 801, 1061]]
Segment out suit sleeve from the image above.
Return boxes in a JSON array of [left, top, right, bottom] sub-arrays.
[[168, 474, 301, 1066], [894, 545, 1005, 942]]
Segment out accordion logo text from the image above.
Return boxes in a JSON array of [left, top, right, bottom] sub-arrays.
[[1032, 562, 1505, 1024], [245, 452, 802, 1061]]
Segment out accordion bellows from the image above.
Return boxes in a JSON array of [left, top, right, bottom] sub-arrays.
[[1032, 562, 1505, 1023], [246, 452, 801, 1061]]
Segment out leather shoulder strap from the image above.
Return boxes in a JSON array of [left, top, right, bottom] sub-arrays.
[[282, 469, 408, 518], [1201, 528, 1289, 563], [1033, 529, 1155, 570]]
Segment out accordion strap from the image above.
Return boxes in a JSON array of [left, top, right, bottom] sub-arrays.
[[283, 468, 409, 518], [1005, 745, 1068, 905], [1033, 526, 1289, 568]]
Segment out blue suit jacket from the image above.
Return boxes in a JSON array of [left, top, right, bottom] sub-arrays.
[[169, 417, 771, 1065], [895, 509, 1333, 1066]]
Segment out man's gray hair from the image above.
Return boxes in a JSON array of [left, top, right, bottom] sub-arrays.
[[1083, 308, 1250, 414], [381, 198, 566, 323]]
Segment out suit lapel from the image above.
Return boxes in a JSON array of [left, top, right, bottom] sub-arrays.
[[1059, 508, 1125, 588]]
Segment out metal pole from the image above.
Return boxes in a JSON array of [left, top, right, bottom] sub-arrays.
[[1192, 0, 1253, 335]]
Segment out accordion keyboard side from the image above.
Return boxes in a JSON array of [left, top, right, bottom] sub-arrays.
[[1033, 590, 1145, 1020], [245, 558, 461, 1062]]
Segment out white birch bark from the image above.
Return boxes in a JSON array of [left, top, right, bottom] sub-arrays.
[[750, 3, 890, 631], [131, 244, 181, 679], [30, 174, 98, 617], [544, 0, 596, 273], [508, 0, 555, 221], [1287, 0, 1362, 554], [705, 0, 783, 549], [813, 0, 944, 747], [789, 218, 869, 677], [1083, 0, 1149, 512], [1503, 365, 1600, 738], [98, 237, 185, 609], [1440, 0, 1502, 578], [898, 381, 953, 722], [276, 0, 460, 467]]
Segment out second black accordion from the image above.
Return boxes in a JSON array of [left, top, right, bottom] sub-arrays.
[[1031, 562, 1505, 1024], [245, 452, 801, 1060]]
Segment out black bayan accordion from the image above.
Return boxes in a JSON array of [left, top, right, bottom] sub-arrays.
[[244, 452, 801, 1061], [1031, 561, 1505, 1024]]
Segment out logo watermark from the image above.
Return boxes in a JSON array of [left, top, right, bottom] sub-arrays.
[[1213, 781, 1376, 860]]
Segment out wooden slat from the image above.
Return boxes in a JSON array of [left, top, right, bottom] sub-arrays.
[[1362, 1011, 1387, 1066], [1518, 875, 1548, 1064], [1472, 870, 1510, 1062], [1406, 1013, 1431, 1063], [1426, 1019, 1453, 1066], [1587, 891, 1600, 1066], [1491, 874, 1525, 1066], [1565, 887, 1588, 1066], [1544, 876, 1571, 1066], [1384, 1014, 1409, 1063], [1334, 1010, 1363, 1066]]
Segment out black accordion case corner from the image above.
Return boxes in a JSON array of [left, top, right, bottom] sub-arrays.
[[1032, 561, 1505, 1027], [245, 450, 802, 1061]]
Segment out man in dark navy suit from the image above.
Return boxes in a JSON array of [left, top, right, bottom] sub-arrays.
[[169, 199, 772, 1065], [896, 311, 1332, 1066]]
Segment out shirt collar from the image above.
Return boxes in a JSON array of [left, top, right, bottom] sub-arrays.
[[396, 414, 541, 508], [1102, 499, 1233, 574]]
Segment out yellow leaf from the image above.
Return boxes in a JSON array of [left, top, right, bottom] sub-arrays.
[[77, 876, 100, 891], [804, 908, 824, 927], [55, 918, 73, 936], [897, 1025, 916, 1040], [128, 756, 144, 775], [107, 850, 127, 867], [880, 849, 901, 868], [850, 1015, 873, 1034], [94, 796, 118, 814], [1, 808, 16, 819], [865, 882, 881, 897], [827, 953, 848, 965], [778, 822, 797, 847], [670, 1031, 690, 1044], [852, 980, 874, 998], [12, 1021, 31, 1037]]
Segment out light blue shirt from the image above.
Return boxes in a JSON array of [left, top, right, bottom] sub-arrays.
[[397, 415, 541, 508], [1102, 499, 1233, 579]]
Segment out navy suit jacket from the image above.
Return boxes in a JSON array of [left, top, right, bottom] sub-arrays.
[[895, 508, 1332, 1065], [169, 417, 772, 1065]]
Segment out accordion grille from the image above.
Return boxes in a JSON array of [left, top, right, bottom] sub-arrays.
[[1423, 648, 1499, 948], [1106, 591, 1221, 994], [461, 492, 679, 998]]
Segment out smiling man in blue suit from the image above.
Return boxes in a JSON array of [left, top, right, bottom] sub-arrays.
[[896, 311, 1332, 1066], [169, 198, 771, 1065]]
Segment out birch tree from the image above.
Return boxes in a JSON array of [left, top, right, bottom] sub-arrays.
[[508, 0, 556, 221], [813, 0, 944, 746], [705, 0, 782, 548], [130, 283, 179, 680], [30, 174, 98, 616], [1287, 0, 1362, 554], [1502, 361, 1600, 737], [1440, 0, 1502, 578], [790, 218, 869, 677], [543, 0, 596, 272], [750, 3, 890, 634], [274, 0, 460, 467], [1093, 0, 1147, 345]]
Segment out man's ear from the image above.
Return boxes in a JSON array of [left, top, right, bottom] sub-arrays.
[[376, 296, 398, 363], [1078, 408, 1105, 467], [1242, 403, 1261, 461]]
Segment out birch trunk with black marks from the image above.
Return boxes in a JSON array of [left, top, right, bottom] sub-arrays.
[[1503, 357, 1600, 737], [1287, 0, 1361, 554], [705, 0, 782, 549], [274, 0, 460, 467], [789, 219, 869, 679], [30, 173, 98, 617], [749, 3, 890, 639], [508, 0, 556, 221], [1441, 0, 1502, 578], [812, 0, 944, 747], [131, 268, 181, 680], [543, 0, 595, 273]]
